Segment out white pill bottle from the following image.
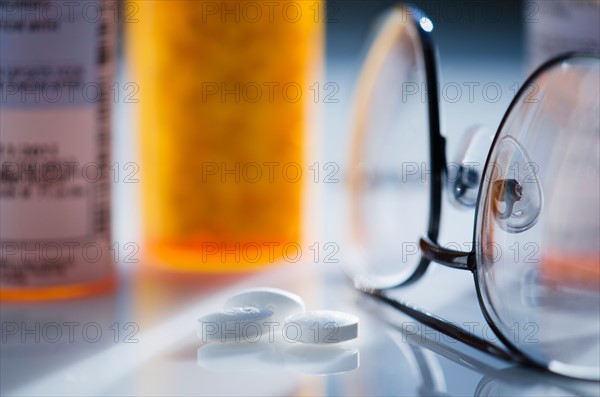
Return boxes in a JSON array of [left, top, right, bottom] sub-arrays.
[[0, 0, 116, 300], [525, 0, 600, 70]]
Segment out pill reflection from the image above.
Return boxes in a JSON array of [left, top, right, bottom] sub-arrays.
[[197, 340, 359, 375]]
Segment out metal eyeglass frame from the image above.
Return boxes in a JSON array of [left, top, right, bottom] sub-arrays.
[[354, 5, 600, 380]]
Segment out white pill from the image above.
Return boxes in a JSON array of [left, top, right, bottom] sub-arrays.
[[198, 306, 273, 343], [284, 310, 359, 344], [224, 288, 305, 324]]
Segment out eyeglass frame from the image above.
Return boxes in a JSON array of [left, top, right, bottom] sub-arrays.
[[354, 4, 600, 380]]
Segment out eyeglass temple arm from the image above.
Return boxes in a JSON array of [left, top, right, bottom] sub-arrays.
[[360, 287, 532, 365], [420, 236, 475, 271]]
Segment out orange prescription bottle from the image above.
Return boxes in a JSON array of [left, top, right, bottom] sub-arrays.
[[128, 1, 323, 272], [0, 1, 116, 300]]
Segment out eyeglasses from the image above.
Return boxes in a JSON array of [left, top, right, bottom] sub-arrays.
[[347, 4, 600, 380]]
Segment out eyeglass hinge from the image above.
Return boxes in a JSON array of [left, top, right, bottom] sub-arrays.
[[420, 236, 475, 272]]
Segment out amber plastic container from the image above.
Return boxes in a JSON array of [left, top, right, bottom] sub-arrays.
[[129, 1, 323, 272]]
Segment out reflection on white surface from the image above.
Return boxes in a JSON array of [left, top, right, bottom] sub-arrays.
[[284, 345, 359, 375], [358, 292, 600, 397], [2, 261, 599, 396], [1, 264, 316, 397], [197, 340, 359, 375], [197, 341, 283, 373]]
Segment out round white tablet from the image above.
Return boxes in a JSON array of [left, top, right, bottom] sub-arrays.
[[224, 288, 306, 324], [197, 306, 273, 343], [284, 310, 359, 344]]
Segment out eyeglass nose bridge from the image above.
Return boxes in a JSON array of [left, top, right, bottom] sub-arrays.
[[419, 236, 476, 272]]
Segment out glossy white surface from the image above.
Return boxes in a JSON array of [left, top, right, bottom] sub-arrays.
[[2, 259, 599, 396]]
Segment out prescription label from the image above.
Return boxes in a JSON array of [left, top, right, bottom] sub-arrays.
[[0, 0, 115, 287]]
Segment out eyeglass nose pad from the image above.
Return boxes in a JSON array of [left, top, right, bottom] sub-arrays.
[[491, 178, 522, 220], [490, 136, 543, 233], [447, 125, 494, 209]]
